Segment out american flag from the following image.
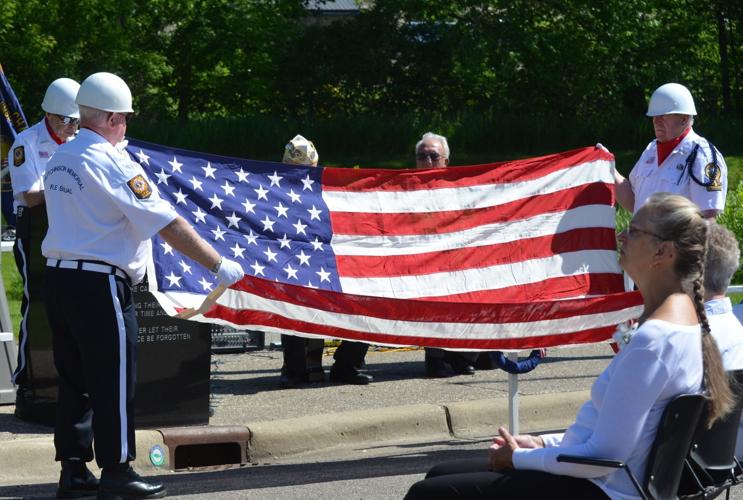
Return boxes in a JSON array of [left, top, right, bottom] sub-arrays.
[[126, 139, 642, 349]]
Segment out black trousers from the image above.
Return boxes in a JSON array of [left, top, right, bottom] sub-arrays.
[[11, 205, 50, 387], [44, 266, 137, 468], [405, 458, 608, 499], [282, 336, 368, 375]]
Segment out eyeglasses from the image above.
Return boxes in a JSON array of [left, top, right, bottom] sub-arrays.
[[109, 112, 133, 124], [416, 152, 443, 162], [55, 114, 79, 126], [621, 225, 666, 240]]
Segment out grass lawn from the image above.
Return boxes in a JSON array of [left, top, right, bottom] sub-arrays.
[[1, 150, 741, 339]]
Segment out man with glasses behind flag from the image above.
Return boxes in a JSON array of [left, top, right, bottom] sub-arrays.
[[7, 78, 80, 417]]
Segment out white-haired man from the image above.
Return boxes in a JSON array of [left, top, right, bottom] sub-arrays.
[[414, 132, 480, 377], [42, 72, 244, 499], [8, 78, 80, 419], [614, 83, 727, 219], [703, 224, 743, 461]]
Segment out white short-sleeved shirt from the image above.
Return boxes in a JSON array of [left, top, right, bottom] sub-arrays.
[[513, 320, 703, 500], [629, 128, 727, 213], [716, 299, 743, 460], [42, 128, 177, 283], [7, 119, 64, 213]]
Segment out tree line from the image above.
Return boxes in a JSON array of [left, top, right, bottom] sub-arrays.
[[1, 0, 742, 126]]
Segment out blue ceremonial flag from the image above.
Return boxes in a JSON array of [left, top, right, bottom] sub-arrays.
[[125, 138, 641, 350], [0, 63, 28, 227]]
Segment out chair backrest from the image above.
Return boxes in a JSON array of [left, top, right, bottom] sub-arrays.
[[688, 370, 743, 479], [644, 393, 707, 500]]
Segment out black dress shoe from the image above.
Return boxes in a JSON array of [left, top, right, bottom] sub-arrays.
[[448, 355, 476, 375], [56, 461, 99, 499], [329, 367, 373, 385], [425, 357, 450, 378], [279, 367, 308, 389], [98, 466, 166, 499]]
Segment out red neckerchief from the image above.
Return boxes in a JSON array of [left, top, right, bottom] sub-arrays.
[[657, 127, 691, 166], [44, 117, 65, 145]]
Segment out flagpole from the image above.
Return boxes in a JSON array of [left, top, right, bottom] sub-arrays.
[[507, 352, 519, 434]]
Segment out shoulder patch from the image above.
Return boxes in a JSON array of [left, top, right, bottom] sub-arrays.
[[127, 174, 152, 199], [704, 162, 722, 192], [13, 146, 24, 167]]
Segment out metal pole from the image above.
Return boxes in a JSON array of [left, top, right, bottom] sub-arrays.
[[508, 352, 519, 435]]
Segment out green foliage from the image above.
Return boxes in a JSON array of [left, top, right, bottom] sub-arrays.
[[717, 180, 743, 284]]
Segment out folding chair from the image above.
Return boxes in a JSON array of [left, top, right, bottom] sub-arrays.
[[681, 370, 743, 500], [556, 393, 706, 500]]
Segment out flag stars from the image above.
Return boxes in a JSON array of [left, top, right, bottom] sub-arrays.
[[244, 230, 259, 245], [241, 198, 256, 214], [161, 241, 174, 255], [165, 271, 182, 287], [292, 218, 308, 236], [310, 237, 324, 251], [296, 250, 311, 266], [168, 156, 183, 173], [198, 276, 214, 291], [192, 206, 207, 224], [306, 281, 317, 289], [178, 260, 192, 274], [225, 212, 242, 228], [287, 189, 301, 203], [211, 225, 227, 241], [307, 205, 322, 221], [261, 215, 276, 232], [221, 181, 236, 197], [268, 171, 283, 187], [155, 169, 171, 185], [250, 261, 266, 276], [135, 149, 150, 165], [173, 188, 188, 205], [264, 246, 278, 263], [283, 264, 298, 280], [202, 162, 217, 179], [316, 267, 331, 283], [301, 174, 315, 191], [274, 202, 289, 218], [235, 168, 250, 183], [230, 242, 246, 259], [188, 176, 203, 191], [209, 193, 224, 210], [254, 184, 269, 201], [277, 233, 292, 249]]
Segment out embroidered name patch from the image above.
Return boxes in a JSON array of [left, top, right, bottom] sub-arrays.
[[704, 162, 722, 192], [13, 146, 24, 166], [127, 174, 152, 199]]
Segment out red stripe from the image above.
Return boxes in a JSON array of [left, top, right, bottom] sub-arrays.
[[336, 228, 617, 278], [228, 275, 641, 324], [415, 274, 626, 302], [322, 146, 613, 192], [205, 304, 618, 349], [330, 183, 614, 237]]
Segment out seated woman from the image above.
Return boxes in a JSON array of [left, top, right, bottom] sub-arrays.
[[405, 193, 733, 499]]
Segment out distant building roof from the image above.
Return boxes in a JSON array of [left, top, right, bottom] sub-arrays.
[[305, 0, 361, 14]]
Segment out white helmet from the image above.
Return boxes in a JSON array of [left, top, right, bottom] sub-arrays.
[[646, 83, 697, 116], [41, 78, 81, 118], [76, 72, 133, 113], [282, 134, 319, 166]]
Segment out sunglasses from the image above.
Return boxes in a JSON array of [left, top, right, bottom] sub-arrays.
[[416, 152, 443, 162], [55, 114, 80, 126], [108, 112, 134, 124]]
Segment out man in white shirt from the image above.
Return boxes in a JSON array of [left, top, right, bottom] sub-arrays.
[[703, 223, 743, 461], [42, 72, 245, 499], [7, 78, 80, 418], [614, 83, 727, 219]]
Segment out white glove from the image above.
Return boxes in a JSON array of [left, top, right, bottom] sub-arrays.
[[214, 257, 245, 286]]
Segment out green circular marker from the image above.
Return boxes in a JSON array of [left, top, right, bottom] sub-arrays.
[[149, 444, 165, 467]]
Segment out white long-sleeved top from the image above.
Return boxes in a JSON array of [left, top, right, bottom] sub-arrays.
[[513, 319, 703, 500], [707, 298, 743, 460]]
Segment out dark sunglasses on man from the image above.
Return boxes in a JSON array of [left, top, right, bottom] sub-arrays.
[[55, 114, 80, 126], [416, 152, 442, 162]]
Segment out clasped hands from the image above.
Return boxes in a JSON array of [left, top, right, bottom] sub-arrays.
[[488, 426, 544, 471]]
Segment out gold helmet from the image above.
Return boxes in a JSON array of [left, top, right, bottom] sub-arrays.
[[282, 134, 318, 166]]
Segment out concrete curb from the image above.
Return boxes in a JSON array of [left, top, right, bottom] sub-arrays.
[[0, 392, 590, 486]]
